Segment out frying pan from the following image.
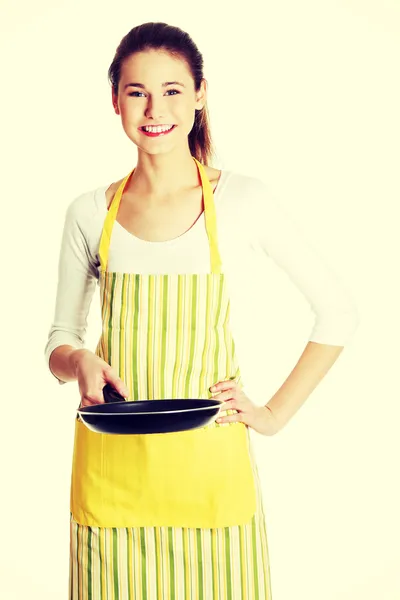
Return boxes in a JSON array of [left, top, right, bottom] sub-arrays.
[[77, 384, 223, 435]]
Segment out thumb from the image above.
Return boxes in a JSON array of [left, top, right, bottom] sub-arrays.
[[106, 375, 129, 398]]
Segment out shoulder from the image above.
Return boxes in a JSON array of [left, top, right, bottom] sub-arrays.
[[218, 169, 270, 213], [63, 186, 107, 258], [207, 164, 267, 194], [204, 165, 223, 187], [65, 185, 106, 224]]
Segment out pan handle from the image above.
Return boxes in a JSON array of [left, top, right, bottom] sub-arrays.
[[102, 383, 126, 403]]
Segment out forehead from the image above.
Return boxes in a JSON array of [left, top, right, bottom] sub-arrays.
[[120, 50, 191, 83]]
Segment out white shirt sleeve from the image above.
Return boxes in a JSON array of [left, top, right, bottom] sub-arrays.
[[244, 178, 360, 346], [44, 196, 99, 384]]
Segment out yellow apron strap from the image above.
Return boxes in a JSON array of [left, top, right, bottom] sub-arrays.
[[99, 169, 134, 274], [196, 157, 222, 274], [98, 156, 222, 274]]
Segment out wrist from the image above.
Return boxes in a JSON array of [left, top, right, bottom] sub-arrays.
[[264, 403, 281, 431]]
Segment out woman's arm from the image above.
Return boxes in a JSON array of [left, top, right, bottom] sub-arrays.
[[45, 195, 99, 385], [248, 179, 360, 429]]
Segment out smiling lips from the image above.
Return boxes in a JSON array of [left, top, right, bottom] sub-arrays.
[[140, 125, 176, 137]]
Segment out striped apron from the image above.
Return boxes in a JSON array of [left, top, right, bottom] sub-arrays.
[[69, 157, 273, 599]]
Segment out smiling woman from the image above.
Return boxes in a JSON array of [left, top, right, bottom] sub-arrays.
[[45, 19, 358, 600]]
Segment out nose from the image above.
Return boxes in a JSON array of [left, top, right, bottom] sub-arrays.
[[144, 96, 167, 121]]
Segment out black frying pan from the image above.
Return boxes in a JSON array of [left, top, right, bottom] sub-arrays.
[[77, 384, 223, 435]]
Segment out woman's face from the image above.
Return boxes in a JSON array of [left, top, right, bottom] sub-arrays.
[[112, 50, 206, 155]]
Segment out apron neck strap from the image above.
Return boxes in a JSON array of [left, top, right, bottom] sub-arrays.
[[99, 156, 222, 274]]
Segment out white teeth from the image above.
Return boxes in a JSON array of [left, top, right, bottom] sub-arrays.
[[143, 125, 174, 133]]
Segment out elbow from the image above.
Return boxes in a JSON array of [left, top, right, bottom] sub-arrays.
[[309, 305, 361, 347]]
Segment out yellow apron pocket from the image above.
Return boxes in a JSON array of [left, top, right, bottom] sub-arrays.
[[70, 418, 257, 529]]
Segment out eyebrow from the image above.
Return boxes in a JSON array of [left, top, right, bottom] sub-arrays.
[[124, 81, 186, 90]]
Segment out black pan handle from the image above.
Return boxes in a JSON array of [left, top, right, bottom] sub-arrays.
[[102, 383, 126, 403]]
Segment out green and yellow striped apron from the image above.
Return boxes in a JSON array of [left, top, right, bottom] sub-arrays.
[[69, 157, 272, 598]]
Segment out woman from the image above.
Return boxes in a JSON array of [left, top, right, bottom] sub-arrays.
[[45, 22, 359, 600]]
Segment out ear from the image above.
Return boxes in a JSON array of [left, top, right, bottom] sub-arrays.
[[195, 78, 207, 110], [112, 89, 120, 115]]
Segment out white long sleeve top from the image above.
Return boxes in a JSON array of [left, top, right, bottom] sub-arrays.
[[44, 169, 359, 385]]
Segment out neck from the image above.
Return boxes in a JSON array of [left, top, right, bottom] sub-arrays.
[[127, 148, 201, 198]]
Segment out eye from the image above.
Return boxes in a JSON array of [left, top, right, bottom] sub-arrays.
[[128, 89, 181, 97]]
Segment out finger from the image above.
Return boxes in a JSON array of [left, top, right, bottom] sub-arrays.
[[218, 398, 238, 411], [216, 412, 243, 424], [213, 390, 238, 403], [79, 398, 100, 408], [210, 380, 237, 393], [80, 391, 105, 407]]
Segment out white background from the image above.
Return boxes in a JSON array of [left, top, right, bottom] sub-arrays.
[[0, 1, 399, 598]]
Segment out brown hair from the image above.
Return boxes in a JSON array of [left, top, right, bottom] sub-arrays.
[[108, 22, 216, 166]]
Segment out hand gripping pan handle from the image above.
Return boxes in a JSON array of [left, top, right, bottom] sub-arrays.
[[102, 383, 126, 403]]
